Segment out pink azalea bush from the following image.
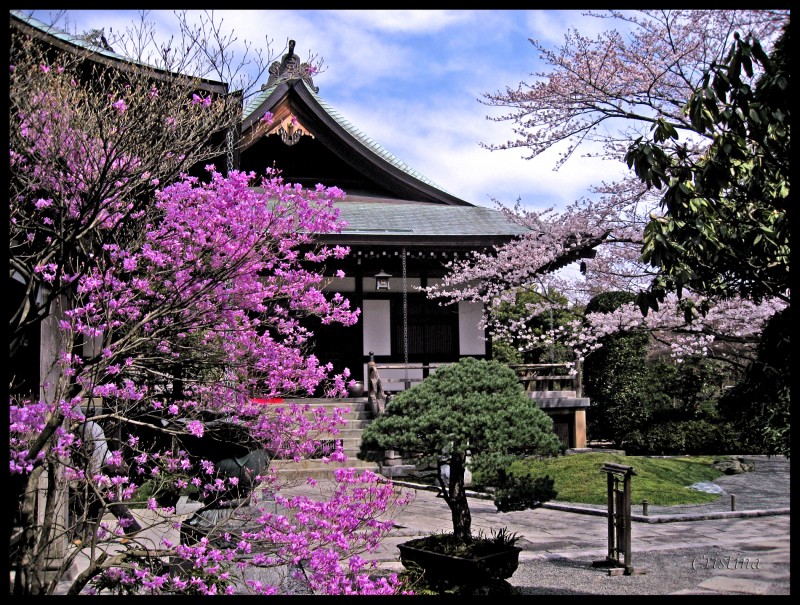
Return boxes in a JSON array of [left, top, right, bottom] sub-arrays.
[[10, 48, 409, 594]]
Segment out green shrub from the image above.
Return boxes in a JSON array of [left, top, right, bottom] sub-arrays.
[[491, 472, 557, 513], [719, 307, 790, 456], [624, 419, 742, 455], [359, 357, 560, 541]]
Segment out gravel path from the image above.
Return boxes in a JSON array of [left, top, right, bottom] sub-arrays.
[[509, 454, 790, 595], [513, 541, 790, 595]]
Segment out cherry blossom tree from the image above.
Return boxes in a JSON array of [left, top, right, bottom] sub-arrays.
[[426, 10, 789, 375], [626, 25, 790, 316], [9, 15, 409, 596]]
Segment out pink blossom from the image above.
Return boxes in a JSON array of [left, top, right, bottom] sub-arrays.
[[186, 421, 205, 437]]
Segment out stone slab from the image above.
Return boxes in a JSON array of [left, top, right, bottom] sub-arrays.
[[696, 576, 776, 594]]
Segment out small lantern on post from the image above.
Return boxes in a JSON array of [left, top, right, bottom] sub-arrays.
[[374, 270, 391, 291]]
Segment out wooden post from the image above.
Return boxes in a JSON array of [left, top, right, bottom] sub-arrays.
[[38, 293, 76, 586], [622, 470, 632, 569], [593, 462, 646, 575], [606, 473, 615, 561]]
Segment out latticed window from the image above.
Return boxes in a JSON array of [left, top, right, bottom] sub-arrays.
[[391, 295, 459, 360]]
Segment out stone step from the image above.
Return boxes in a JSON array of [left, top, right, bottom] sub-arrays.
[[271, 459, 379, 480], [265, 399, 373, 421], [529, 390, 577, 399], [327, 428, 372, 438], [267, 398, 377, 480], [281, 397, 370, 409], [305, 438, 363, 456], [314, 419, 372, 431], [340, 419, 372, 429]]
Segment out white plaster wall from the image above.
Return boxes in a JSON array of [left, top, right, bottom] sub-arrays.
[[458, 300, 486, 356], [362, 299, 391, 355]]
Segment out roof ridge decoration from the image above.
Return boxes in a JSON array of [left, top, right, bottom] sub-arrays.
[[262, 40, 319, 93]]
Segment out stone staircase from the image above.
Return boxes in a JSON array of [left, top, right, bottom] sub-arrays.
[[268, 397, 381, 480]]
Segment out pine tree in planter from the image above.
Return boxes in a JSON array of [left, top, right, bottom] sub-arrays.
[[359, 357, 561, 590]]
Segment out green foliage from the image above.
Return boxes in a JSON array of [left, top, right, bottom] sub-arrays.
[[130, 477, 198, 509], [627, 26, 790, 315], [582, 292, 652, 445], [403, 528, 521, 556], [489, 288, 577, 364], [582, 292, 744, 453], [624, 419, 742, 456], [360, 357, 561, 468], [584, 290, 638, 315], [509, 453, 726, 506], [490, 471, 557, 513], [719, 307, 790, 456], [396, 566, 439, 595], [359, 357, 560, 538]]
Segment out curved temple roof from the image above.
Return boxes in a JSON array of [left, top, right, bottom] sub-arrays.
[[240, 40, 485, 208], [9, 10, 229, 95]]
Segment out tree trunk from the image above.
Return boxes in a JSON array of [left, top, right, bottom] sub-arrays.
[[441, 453, 471, 542], [12, 466, 43, 595]]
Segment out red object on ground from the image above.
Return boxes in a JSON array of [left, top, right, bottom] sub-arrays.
[[251, 397, 284, 404]]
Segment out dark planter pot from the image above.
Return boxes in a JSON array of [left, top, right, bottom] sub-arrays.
[[398, 540, 522, 588], [347, 381, 365, 397]]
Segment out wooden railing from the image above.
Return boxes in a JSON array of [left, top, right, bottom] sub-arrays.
[[370, 362, 449, 391], [508, 362, 582, 397], [369, 360, 582, 397]]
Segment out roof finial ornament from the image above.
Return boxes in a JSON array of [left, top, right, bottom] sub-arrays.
[[263, 39, 319, 93]]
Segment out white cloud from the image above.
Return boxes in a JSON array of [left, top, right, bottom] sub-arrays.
[[29, 9, 635, 213], [333, 89, 628, 212], [324, 10, 472, 33]]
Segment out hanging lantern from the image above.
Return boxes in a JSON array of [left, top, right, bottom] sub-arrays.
[[374, 270, 391, 291]]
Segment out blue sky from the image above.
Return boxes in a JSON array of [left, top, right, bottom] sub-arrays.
[[24, 9, 631, 212]]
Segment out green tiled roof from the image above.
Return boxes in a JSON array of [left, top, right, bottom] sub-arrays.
[[336, 203, 527, 237], [10, 10, 227, 91], [245, 81, 459, 199], [11, 10, 152, 69]]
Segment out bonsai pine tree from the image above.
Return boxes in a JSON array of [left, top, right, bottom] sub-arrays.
[[359, 357, 561, 542]]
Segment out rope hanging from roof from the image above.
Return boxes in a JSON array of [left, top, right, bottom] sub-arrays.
[[402, 247, 409, 389]]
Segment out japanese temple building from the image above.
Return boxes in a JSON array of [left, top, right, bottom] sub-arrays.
[[10, 13, 589, 448], [235, 42, 590, 448], [235, 41, 527, 385]]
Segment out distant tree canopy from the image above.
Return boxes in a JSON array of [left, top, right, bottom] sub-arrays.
[[582, 292, 651, 446], [719, 306, 790, 457], [489, 287, 578, 365]]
